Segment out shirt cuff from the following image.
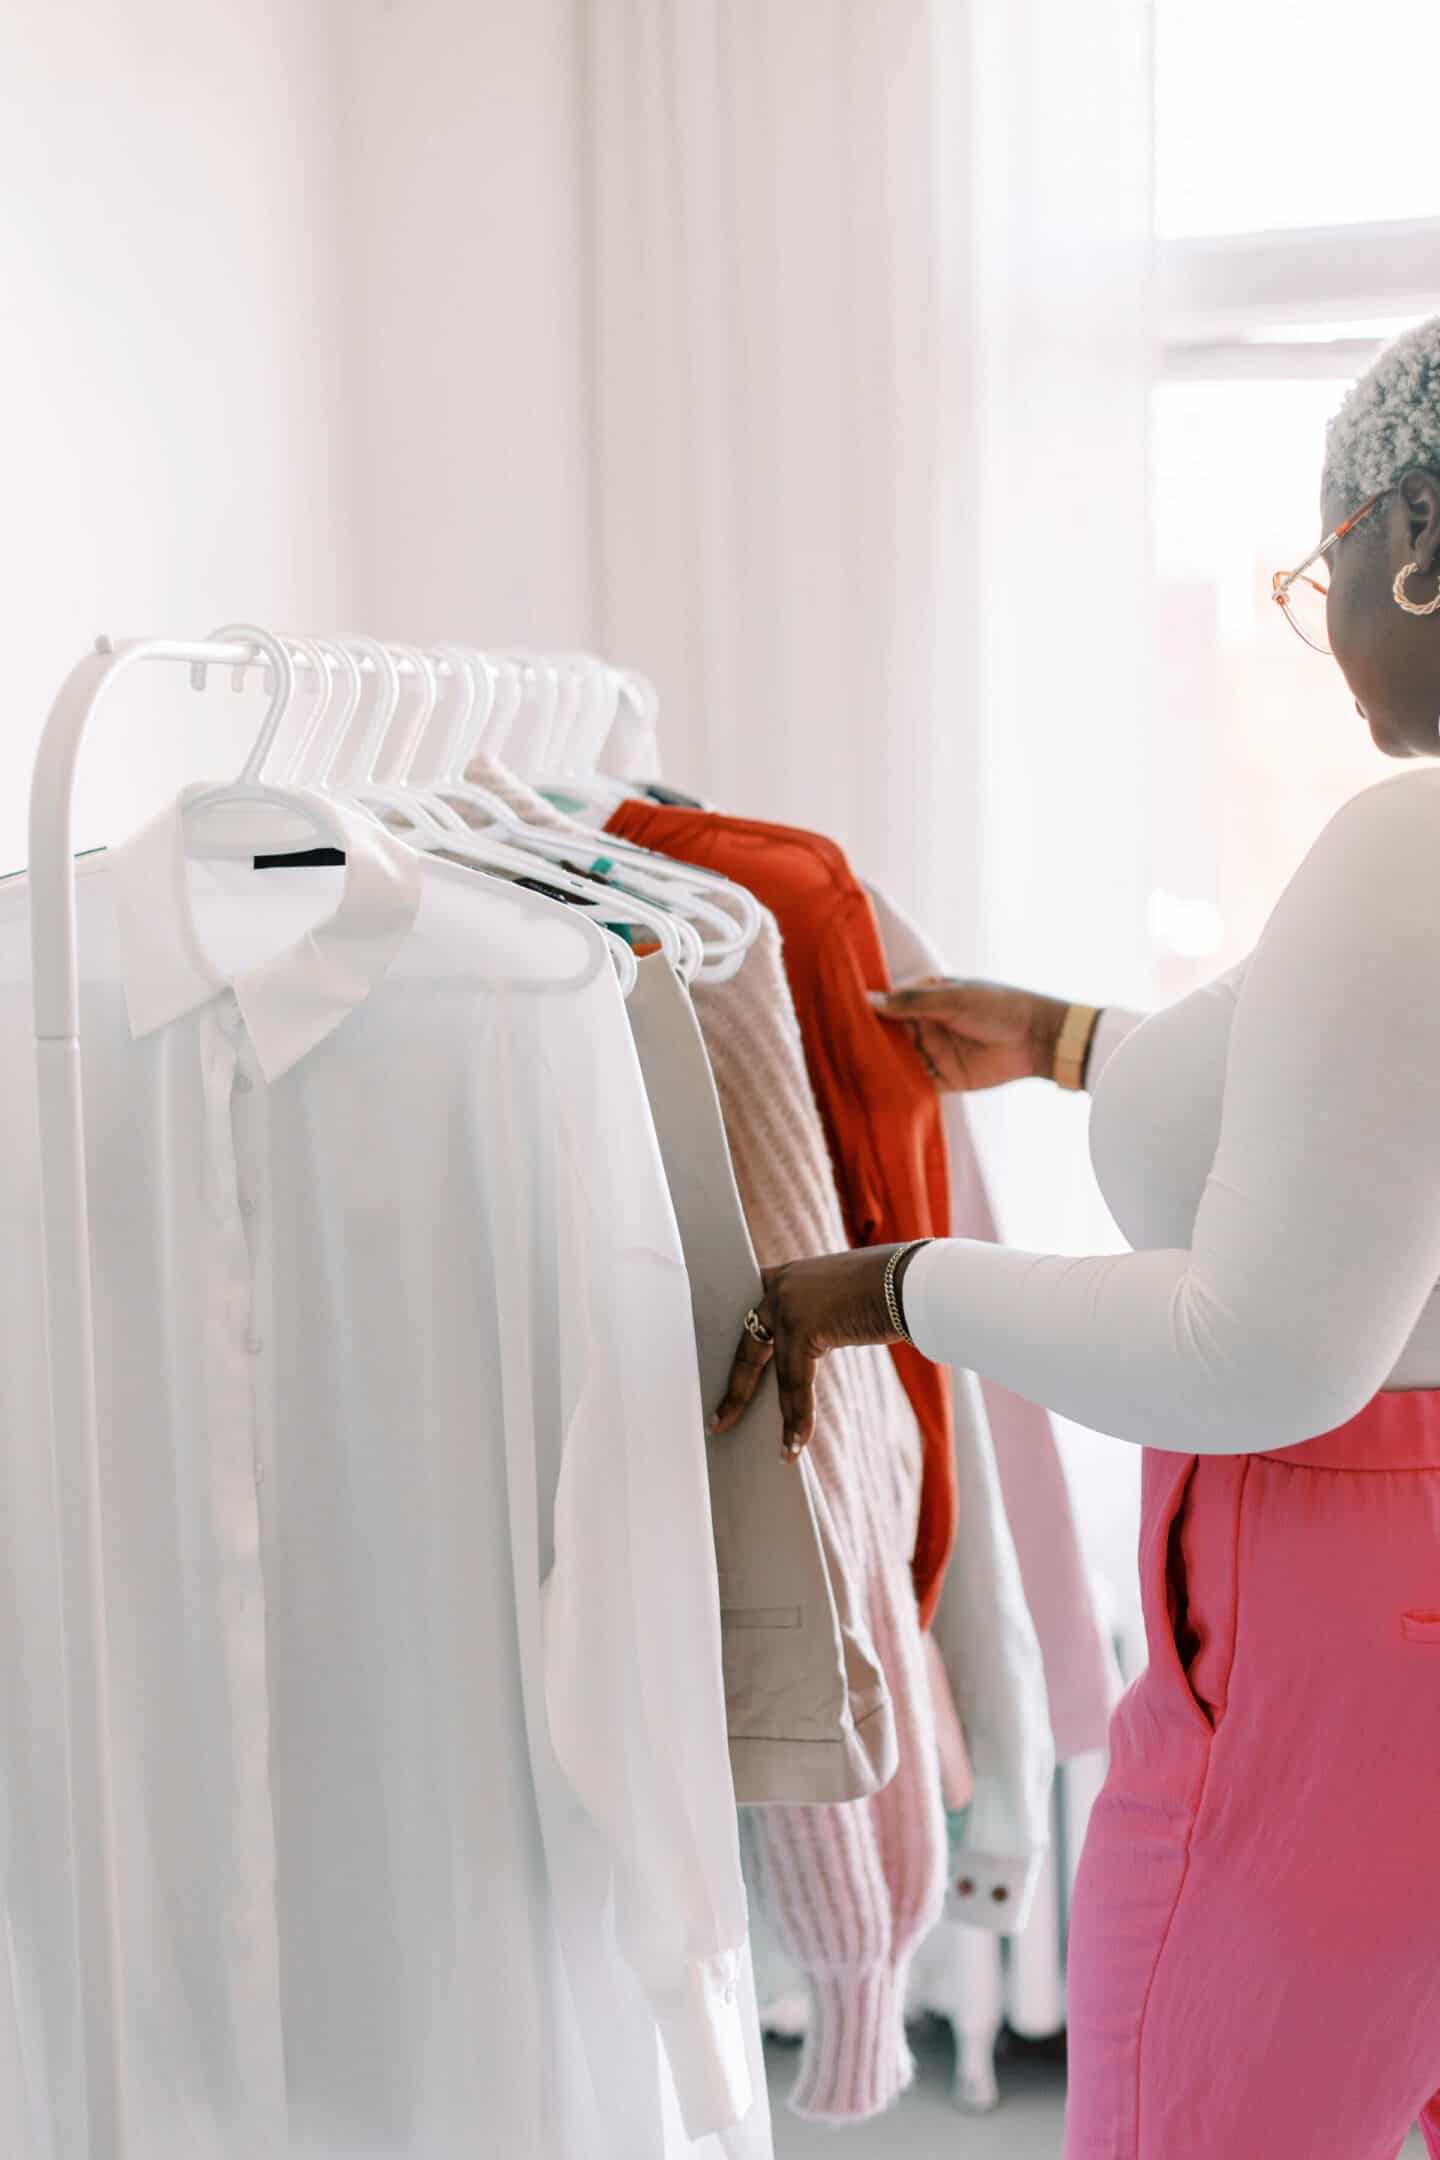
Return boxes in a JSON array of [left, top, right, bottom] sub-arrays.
[[898, 1234, 970, 1364], [1082, 1004, 1146, 1093], [649, 1949, 753, 2139], [900, 1231, 1078, 1381], [944, 1849, 1043, 1935]]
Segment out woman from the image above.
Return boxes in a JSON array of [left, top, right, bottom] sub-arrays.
[[713, 318, 1440, 2158]]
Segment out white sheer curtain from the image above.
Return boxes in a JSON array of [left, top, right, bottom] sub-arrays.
[[580, 0, 965, 932], [580, 0, 1158, 1615], [948, 0, 1158, 1627]]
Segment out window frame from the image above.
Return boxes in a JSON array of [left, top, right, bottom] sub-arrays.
[[1160, 217, 1440, 381]]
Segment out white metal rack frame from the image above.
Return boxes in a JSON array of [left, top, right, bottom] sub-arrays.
[[31, 637, 293, 2160]]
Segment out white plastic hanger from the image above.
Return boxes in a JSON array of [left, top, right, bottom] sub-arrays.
[[434, 644, 762, 979], [179, 626, 442, 876], [397, 643, 715, 978], [318, 636, 680, 983], [497, 648, 764, 973], [184, 622, 352, 861], [338, 637, 473, 842], [245, 629, 754, 984], [511, 652, 648, 817], [414, 645, 746, 976], [223, 621, 634, 993]]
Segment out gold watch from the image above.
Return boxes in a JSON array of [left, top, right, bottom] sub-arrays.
[[1052, 1002, 1100, 1092]]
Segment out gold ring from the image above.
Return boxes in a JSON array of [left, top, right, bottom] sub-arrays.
[[909, 1022, 942, 1086], [743, 1306, 775, 1346]]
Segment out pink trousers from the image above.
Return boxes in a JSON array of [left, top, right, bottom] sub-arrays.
[[1065, 1388, 1440, 2159]]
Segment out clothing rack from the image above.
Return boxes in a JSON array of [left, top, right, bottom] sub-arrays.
[[28, 629, 652, 2160]]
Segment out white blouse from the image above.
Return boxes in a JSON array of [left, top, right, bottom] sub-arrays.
[[903, 766, 1440, 1454], [0, 794, 766, 2159]]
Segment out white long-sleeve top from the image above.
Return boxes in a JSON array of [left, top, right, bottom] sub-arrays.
[[902, 767, 1440, 1454]]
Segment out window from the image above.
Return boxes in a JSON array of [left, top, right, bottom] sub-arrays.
[[1156, 4, 1440, 238], [1150, 376, 1396, 999], [1148, 3, 1440, 1003]]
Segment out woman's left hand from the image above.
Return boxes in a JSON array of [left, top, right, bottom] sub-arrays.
[[710, 1246, 920, 1461]]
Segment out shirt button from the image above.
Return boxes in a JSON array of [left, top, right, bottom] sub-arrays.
[[234, 1072, 252, 1095], [244, 1333, 263, 1356], [991, 1885, 1010, 1905], [238, 1194, 256, 1218], [955, 1877, 975, 1898]]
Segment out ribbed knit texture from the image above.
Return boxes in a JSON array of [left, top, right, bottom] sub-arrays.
[[691, 915, 945, 2120], [456, 760, 947, 2122]]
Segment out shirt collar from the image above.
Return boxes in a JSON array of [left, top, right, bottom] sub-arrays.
[[107, 786, 424, 1080]]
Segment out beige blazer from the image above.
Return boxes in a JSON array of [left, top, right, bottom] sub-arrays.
[[626, 953, 896, 1805]]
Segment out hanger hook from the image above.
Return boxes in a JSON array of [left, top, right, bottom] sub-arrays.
[[481, 656, 525, 765], [332, 635, 402, 788], [373, 641, 439, 786], [206, 622, 297, 783], [428, 644, 482, 786], [504, 653, 560, 780], [266, 633, 335, 786], [306, 638, 364, 790], [573, 652, 619, 774], [615, 669, 662, 778]]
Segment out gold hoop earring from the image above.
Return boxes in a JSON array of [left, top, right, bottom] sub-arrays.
[[1393, 561, 1440, 616]]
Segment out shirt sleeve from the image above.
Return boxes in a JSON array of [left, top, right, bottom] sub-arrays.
[[901, 772, 1440, 1455], [930, 1368, 1054, 1934], [538, 984, 753, 2139]]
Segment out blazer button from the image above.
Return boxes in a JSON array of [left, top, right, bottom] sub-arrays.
[[991, 1885, 1010, 1904], [955, 1877, 975, 1897]]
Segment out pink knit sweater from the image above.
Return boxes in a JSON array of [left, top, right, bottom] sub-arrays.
[[457, 761, 947, 2121], [691, 916, 945, 2121]]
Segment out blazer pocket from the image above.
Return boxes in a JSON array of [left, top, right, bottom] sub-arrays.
[[1401, 1610, 1440, 1644]]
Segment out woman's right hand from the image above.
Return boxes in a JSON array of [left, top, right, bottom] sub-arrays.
[[869, 977, 1071, 1092]]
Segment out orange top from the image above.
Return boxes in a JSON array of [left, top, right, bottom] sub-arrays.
[[607, 801, 956, 1627]]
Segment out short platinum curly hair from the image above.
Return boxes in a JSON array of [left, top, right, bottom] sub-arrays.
[[1324, 314, 1440, 525]]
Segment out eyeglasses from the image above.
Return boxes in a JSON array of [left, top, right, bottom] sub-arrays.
[[1272, 492, 1387, 654]]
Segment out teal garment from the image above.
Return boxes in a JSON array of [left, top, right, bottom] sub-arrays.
[[945, 1804, 973, 1863]]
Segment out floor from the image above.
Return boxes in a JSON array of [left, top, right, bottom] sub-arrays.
[[766, 2022, 1066, 2157], [765, 2024, 1431, 2157]]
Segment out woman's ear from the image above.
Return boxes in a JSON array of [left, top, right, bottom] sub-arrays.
[[1399, 467, 1440, 577]]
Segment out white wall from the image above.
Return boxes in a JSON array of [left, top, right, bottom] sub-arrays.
[[334, 0, 596, 650], [0, 0, 357, 870]]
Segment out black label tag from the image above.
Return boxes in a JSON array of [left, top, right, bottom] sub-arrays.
[[253, 847, 346, 869]]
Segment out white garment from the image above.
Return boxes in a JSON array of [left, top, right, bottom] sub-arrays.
[[903, 769, 1440, 1452], [866, 885, 1114, 1761], [862, 889, 1054, 1928], [0, 793, 766, 2158], [1081, 1001, 1147, 1098]]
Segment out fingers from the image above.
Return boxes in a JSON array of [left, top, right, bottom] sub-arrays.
[[868, 980, 962, 1017], [709, 1265, 817, 1462], [709, 1331, 774, 1435], [775, 1337, 820, 1461]]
